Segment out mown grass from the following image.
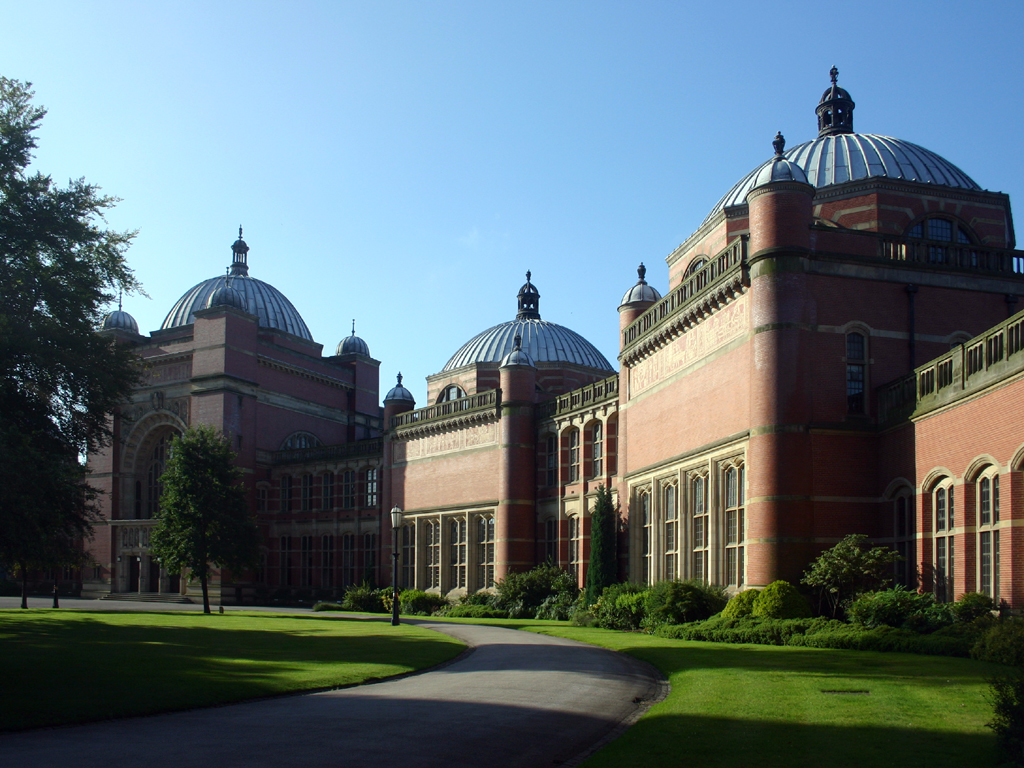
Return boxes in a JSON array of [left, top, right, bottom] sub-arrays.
[[526, 626, 1001, 768], [0, 609, 463, 732]]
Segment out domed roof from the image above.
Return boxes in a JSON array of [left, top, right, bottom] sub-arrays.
[[500, 334, 535, 368], [336, 321, 370, 357], [749, 133, 810, 191], [102, 309, 139, 334], [700, 70, 980, 228], [206, 284, 247, 311], [161, 229, 313, 340], [384, 373, 416, 404], [620, 263, 662, 307], [443, 273, 613, 373]]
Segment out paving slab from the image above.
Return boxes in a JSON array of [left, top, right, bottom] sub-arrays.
[[0, 601, 666, 767]]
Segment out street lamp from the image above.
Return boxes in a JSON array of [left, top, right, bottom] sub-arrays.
[[390, 505, 403, 626]]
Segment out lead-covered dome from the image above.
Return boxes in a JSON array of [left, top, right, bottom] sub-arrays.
[[443, 273, 614, 372], [384, 373, 416, 404], [162, 228, 313, 340], [620, 263, 662, 307], [700, 70, 980, 228], [102, 308, 139, 334]]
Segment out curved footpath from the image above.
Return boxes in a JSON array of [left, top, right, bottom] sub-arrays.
[[0, 599, 666, 768]]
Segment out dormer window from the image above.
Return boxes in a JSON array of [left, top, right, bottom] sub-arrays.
[[437, 384, 466, 403]]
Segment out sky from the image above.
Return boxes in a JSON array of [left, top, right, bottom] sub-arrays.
[[3, 1, 1023, 405]]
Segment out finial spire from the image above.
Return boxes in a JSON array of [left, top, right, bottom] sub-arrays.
[[396, 372, 403, 385], [118, 289, 123, 312], [351, 319, 356, 336], [525, 270, 531, 283], [637, 263, 647, 283], [513, 333, 522, 351], [830, 65, 838, 85], [773, 131, 786, 156]]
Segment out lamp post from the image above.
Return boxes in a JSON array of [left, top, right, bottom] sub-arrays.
[[390, 506, 403, 626]]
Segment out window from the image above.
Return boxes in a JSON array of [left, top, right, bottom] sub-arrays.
[[846, 332, 866, 414], [592, 422, 603, 478], [568, 515, 582, 581], [365, 468, 378, 508], [977, 470, 1000, 602], [637, 490, 652, 583], [363, 533, 377, 579], [321, 473, 334, 510], [401, 524, 415, 589], [477, 516, 495, 589], [280, 432, 321, 450], [544, 435, 557, 486], [692, 475, 709, 582], [300, 474, 312, 512], [134, 481, 143, 518], [146, 435, 169, 518], [544, 518, 558, 564], [341, 470, 355, 509], [663, 484, 678, 580], [450, 518, 467, 589], [933, 482, 954, 601], [893, 494, 915, 588], [568, 430, 580, 482], [279, 475, 292, 513], [906, 217, 975, 266], [300, 535, 313, 587], [280, 536, 291, 586], [437, 384, 466, 403], [322, 535, 334, 588], [341, 534, 356, 587], [256, 486, 268, 513], [426, 520, 441, 590], [724, 465, 745, 587]]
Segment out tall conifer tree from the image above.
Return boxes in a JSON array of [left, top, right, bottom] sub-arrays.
[[585, 484, 618, 605]]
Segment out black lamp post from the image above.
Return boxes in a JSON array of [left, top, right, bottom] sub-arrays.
[[390, 505, 403, 626]]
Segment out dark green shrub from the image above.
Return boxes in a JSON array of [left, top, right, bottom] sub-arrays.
[[341, 583, 387, 613], [459, 591, 493, 606], [952, 591, 995, 623], [446, 604, 508, 619], [973, 619, 1024, 667], [399, 589, 450, 615], [593, 582, 649, 630], [311, 601, 344, 612], [657, 615, 839, 645], [752, 580, 812, 619], [722, 588, 760, 618], [988, 670, 1024, 766], [535, 591, 576, 621], [643, 580, 725, 628], [801, 534, 901, 618], [492, 563, 578, 619], [848, 587, 951, 632]]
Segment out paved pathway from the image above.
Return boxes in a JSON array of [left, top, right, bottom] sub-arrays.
[[0, 599, 666, 767]]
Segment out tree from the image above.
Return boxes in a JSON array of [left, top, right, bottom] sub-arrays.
[[149, 427, 260, 614], [801, 534, 901, 618], [585, 484, 618, 605], [0, 77, 140, 594]]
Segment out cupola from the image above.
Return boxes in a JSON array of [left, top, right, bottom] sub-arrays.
[[101, 294, 139, 334], [337, 320, 371, 357], [816, 66, 855, 137], [516, 271, 540, 320], [619, 262, 662, 308], [384, 372, 416, 404], [500, 334, 535, 368], [230, 225, 250, 276]]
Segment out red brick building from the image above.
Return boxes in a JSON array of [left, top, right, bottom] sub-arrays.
[[87, 70, 1024, 609]]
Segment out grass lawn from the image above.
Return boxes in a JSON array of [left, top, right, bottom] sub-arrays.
[[524, 625, 1002, 768], [0, 609, 464, 732]]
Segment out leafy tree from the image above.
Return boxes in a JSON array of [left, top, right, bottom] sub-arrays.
[[585, 484, 618, 605], [0, 77, 140, 592], [801, 534, 901, 618], [149, 427, 260, 614]]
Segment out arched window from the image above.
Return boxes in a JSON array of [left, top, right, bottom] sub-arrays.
[[300, 474, 313, 512], [477, 516, 495, 590], [933, 480, 954, 601], [724, 464, 746, 588], [363, 533, 377, 580], [691, 475, 709, 582], [663, 484, 678, 580], [426, 520, 441, 590], [146, 435, 169, 518], [685, 257, 707, 277], [341, 470, 355, 509], [544, 517, 558, 564], [364, 468, 378, 508], [637, 489, 652, 583], [436, 384, 466, 403], [341, 533, 356, 586], [321, 535, 335, 588], [280, 432, 321, 451], [256, 485, 269, 513], [542, 434, 557, 486], [279, 475, 292, 513], [906, 217, 973, 265], [977, 469, 1001, 602], [846, 332, 867, 415], [568, 429, 581, 482], [568, 515, 583, 581], [591, 422, 604, 478]]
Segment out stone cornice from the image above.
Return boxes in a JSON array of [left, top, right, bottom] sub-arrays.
[[257, 355, 353, 391]]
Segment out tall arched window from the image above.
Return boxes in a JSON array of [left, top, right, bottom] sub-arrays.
[[401, 524, 416, 589], [279, 475, 292, 513], [933, 480, 954, 601], [724, 464, 745, 588], [426, 520, 441, 590], [300, 474, 313, 512], [146, 435, 169, 518], [568, 429, 581, 482], [977, 469, 1000, 602], [638, 490, 652, 583], [691, 475, 709, 582], [663, 484, 678, 580], [450, 518, 467, 589], [591, 422, 604, 478], [544, 517, 558, 564], [365, 468, 378, 507], [568, 515, 582, 581], [341, 470, 355, 508], [544, 434, 557, 486], [321, 473, 334, 510], [436, 384, 466, 403], [846, 332, 867, 414]]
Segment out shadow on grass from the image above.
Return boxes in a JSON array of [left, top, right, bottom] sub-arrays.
[[0, 611, 462, 732]]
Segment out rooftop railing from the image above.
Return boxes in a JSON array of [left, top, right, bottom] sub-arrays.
[[878, 239, 1024, 276], [390, 388, 501, 429], [265, 438, 383, 466]]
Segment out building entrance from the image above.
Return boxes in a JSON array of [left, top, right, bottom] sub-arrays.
[[128, 557, 140, 592]]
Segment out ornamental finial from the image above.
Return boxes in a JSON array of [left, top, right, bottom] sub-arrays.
[[118, 289, 123, 312], [830, 65, 838, 85], [396, 372, 403, 385], [773, 131, 786, 156], [513, 334, 522, 351], [351, 319, 356, 336], [637, 263, 647, 282], [525, 270, 531, 283]]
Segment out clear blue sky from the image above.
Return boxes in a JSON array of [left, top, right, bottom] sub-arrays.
[[3, 1, 1023, 404]]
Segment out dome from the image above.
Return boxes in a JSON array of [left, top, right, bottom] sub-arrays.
[[102, 309, 139, 334], [161, 230, 313, 340], [749, 134, 810, 191], [336, 321, 371, 357], [620, 263, 662, 307], [206, 284, 247, 311], [443, 273, 613, 373], [384, 373, 416, 404], [700, 70, 980, 228]]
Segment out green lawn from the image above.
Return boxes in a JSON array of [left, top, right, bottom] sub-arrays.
[[0, 610, 463, 732], [527, 625, 1001, 768]]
